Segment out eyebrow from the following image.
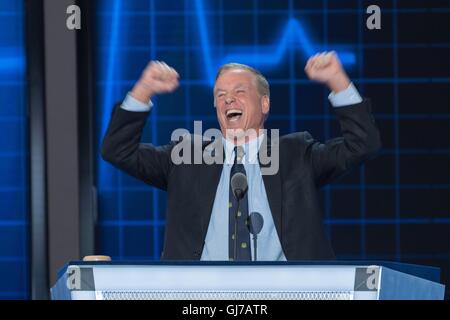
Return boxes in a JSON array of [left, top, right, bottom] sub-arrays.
[[214, 83, 248, 94]]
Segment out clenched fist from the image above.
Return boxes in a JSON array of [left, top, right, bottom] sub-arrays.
[[131, 61, 180, 104], [304, 51, 350, 93]]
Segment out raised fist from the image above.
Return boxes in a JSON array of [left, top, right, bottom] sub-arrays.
[[131, 61, 180, 103], [304, 51, 350, 93]]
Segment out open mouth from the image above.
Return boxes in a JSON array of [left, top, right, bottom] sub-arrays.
[[226, 109, 243, 122]]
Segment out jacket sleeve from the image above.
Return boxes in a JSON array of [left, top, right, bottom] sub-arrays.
[[101, 104, 175, 190], [304, 99, 382, 187]]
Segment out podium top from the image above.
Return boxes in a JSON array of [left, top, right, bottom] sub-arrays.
[[58, 260, 441, 283]]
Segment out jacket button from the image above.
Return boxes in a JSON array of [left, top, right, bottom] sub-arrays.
[[193, 251, 201, 257]]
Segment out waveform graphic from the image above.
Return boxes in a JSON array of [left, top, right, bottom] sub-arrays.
[[194, 0, 356, 85], [99, 0, 357, 186]]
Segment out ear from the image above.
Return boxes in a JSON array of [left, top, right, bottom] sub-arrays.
[[261, 95, 270, 116]]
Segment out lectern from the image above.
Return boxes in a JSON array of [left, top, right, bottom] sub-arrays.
[[51, 261, 445, 300]]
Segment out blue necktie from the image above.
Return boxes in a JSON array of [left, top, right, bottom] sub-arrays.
[[228, 146, 251, 261]]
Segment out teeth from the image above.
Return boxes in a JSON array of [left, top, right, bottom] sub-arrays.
[[226, 109, 243, 117]]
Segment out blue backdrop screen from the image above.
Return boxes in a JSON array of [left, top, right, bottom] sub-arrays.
[[95, 0, 450, 295], [0, 0, 28, 300]]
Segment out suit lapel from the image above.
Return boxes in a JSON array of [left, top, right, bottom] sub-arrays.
[[258, 135, 283, 242], [197, 138, 225, 239]]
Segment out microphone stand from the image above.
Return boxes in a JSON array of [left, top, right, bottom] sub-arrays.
[[233, 200, 240, 261], [252, 233, 258, 261]]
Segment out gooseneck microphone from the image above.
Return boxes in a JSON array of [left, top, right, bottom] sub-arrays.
[[231, 172, 248, 200], [230, 172, 248, 260], [247, 212, 264, 261]]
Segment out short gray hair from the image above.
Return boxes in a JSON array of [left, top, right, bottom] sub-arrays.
[[214, 63, 270, 98]]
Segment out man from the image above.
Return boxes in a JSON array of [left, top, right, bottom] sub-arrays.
[[102, 52, 381, 261]]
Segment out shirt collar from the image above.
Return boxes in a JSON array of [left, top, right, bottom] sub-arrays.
[[222, 134, 265, 165]]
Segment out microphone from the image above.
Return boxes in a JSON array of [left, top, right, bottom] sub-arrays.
[[247, 212, 264, 261], [231, 172, 248, 200], [230, 172, 248, 260]]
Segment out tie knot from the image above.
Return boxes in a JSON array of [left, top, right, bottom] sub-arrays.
[[234, 146, 245, 164]]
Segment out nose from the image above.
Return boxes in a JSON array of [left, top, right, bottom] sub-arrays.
[[225, 94, 235, 105]]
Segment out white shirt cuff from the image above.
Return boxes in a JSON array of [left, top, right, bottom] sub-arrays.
[[120, 93, 153, 112], [328, 82, 363, 107]]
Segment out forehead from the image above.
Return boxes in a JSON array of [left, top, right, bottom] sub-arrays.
[[214, 69, 257, 91]]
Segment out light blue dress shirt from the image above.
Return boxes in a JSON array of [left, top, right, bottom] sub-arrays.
[[201, 135, 287, 261], [121, 83, 363, 261]]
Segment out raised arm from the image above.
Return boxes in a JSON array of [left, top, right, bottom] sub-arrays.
[[101, 61, 180, 190], [304, 52, 382, 187]]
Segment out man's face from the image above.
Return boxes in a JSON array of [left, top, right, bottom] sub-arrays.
[[214, 69, 269, 139]]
